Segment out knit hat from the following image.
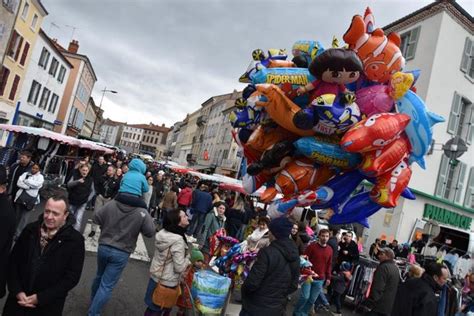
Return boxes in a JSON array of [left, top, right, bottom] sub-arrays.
[[268, 217, 293, 240], [190, 247, 204, 263]]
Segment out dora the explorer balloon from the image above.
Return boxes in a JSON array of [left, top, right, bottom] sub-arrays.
[[296, 48, 363, 100]]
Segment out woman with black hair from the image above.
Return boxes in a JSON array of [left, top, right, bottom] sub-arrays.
[[145, 209, 191, 316]]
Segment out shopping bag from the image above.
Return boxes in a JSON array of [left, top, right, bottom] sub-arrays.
[[191, 270, 231, 314]]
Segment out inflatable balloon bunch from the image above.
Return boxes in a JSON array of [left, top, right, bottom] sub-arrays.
[[230, 7, 445, 227]]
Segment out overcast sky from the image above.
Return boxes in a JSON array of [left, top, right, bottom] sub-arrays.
[[41, 0, 473, 127]]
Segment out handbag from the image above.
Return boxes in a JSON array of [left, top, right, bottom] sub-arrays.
[[16, 189, 37, 211], [152, 247, 182, 308]]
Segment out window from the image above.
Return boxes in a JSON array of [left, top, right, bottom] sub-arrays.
[[57, 66, 66, 83], [68, 107, 77, 125], [30, 13, 38, 29], [447, 92, 474, 144], [38, 48, 50, 69], [435, 155, 467, 203], [400, 26, 420, 60], [460, 37, 474, 81], [27, 80, 41, 104], [154, 137, 158, 144], [465, 168, 474, 209], [49, 58, 59, 76], [8, 75, 20, 100], [21, 1, 28, 19], [19, 42, 29, 66], [38, 87, 50, 109], [48, 93, 59, 113], [6, 30, 23, 61], [0, 67, 10, 96]]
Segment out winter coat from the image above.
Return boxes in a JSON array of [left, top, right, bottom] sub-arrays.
[[198, 208, 226, 251], [241, 238, 300, 315], [149, 229, 191, 287], [93, 199, 155, 253], [190, 189, 212, 214], [364, 259, 400, 314], [3, 216, 85, 316], [327, 236, 339, 267], [291, 233, 305, 255], [96, 175, 120, 199], [66, 174, 93, 206], [0, 192, 15, 298], [225, 207, 245, 238], [118, 159, 149, 196], [14, 171, 44, 205], [7, 161, 33, 197], [391, 272, 440, 316], [91, 162, 107, 190], [177, 187, 192, 206], [338, 240, 359, 265]]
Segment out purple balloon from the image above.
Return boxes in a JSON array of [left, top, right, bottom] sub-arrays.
[[356, 85, 394, 116]]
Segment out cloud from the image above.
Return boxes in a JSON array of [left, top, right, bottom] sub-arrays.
[[41, 0, 473, 127]]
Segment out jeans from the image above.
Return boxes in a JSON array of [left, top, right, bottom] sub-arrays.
[[88, 244, 130, 316], [294, 279, 325, 316], [70, 203, 87, 232], [330, 292, 342, 313], [91, 195, 111, 232], [14, 203, 33, 239], [187, 212, 206, 237]]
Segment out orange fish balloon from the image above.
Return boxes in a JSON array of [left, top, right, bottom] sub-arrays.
[[370, 159, 412, 208], [341, 113, 410, 153]]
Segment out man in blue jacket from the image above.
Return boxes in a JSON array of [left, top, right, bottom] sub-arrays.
[[188, 184, 212, 238]]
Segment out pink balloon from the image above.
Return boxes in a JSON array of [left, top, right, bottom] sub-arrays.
[[356, 85, 394, 116]]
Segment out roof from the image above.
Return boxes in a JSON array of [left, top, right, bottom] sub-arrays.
[[102, 118, 125, 127], [383, 0, 473, 34], [33, 0, 48, 16], [127, 123, 170, 133], [39, 29, 73, 69], [200, 90, 242, 107], [54, 42, 98, 81]]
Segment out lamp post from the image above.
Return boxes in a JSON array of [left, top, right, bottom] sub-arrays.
[[90, 87, 117, 138]]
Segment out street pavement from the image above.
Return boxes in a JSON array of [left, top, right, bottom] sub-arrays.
[[1, 205, 362, 316]]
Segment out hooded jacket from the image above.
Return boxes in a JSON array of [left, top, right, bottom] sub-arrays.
[[3, 215, 85, 316], [118, 159, 149, 197], [149, 229, 191, 287], [198, 207, 226, 250], [391, 272, 440, 316], [93, 199, 155, 253], [241, 238, 300, 315]]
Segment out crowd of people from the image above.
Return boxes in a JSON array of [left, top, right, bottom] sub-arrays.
[[0, 152, 472, 316]]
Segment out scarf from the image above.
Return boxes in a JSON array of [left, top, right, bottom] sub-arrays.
[[165, 224, 188, 243], [39, 223, 62, 254]]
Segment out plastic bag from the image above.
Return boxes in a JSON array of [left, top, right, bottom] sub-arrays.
[[191, 270, 231, 314]]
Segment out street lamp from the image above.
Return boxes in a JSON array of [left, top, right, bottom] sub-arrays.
[[90, 87, 118, 138]]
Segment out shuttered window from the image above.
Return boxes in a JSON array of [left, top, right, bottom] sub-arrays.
[[447, 92, 473, 144], [19, 42, 30, 66], [454, 162, 467, 204], [0, 67, 10, 96], [435, 155, 449, 198], [460, 37, 474, 81], [400, 26, 421, 60], [464, 168, 474, 209], [447, 92, 461, 135], [8, 75, 20, 100]]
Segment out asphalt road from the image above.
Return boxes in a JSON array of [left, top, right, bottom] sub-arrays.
[[1, 204, 362, 316]]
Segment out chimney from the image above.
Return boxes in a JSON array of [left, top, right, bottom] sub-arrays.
[[161, 123, 165, 127], [68, 40, 79, 53]]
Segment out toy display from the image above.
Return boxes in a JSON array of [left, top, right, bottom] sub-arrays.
[[229, 7, 444, 228]]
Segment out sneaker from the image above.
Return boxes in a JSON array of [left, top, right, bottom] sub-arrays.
[[88, 231, 96, 238]]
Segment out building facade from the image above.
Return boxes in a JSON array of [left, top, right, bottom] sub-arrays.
[[0, 0, 20, 62], [99, 118, 124, 146], [80, 97, 103, 139], [363, 0, 474, 254], [138, 123, 169, 159], [0, 0, 47, 142], [53, 40, 97, 137], [16, 29, 71, 130], [200, 90, 241, 176], [177, 110, 200, 165], [119, 124, 144, 154]]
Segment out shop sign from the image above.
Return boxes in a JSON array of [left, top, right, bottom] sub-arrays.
[[423, 204, 472, 230]]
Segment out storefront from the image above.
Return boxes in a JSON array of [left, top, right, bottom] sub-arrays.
[[363, 188, 474, 254], [17, 112, 54, 131]]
